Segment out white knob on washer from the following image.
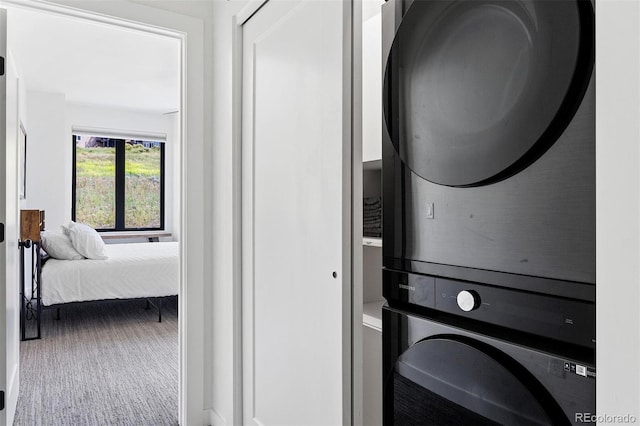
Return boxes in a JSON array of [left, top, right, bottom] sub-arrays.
[[457, 290, 480, 312]]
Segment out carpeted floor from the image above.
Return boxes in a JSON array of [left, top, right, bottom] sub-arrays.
[[13, 297, 179, 426]]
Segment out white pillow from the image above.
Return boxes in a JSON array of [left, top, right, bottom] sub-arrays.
[[68, 222, 108, 260], [61, 221, 75, 236], [41, 230, 84, 260]]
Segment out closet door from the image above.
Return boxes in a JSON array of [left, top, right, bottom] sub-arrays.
[[242, 1, 351, 425]]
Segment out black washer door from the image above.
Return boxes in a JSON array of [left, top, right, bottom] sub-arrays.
[[383, 0, 594, 187], [393, 336, 569, 425]]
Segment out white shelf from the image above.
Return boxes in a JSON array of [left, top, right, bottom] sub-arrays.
[[363, 300, 385, 331], [363, 237, 382, 247]]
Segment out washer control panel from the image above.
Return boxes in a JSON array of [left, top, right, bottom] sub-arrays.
[[383, 269, 595, 348]]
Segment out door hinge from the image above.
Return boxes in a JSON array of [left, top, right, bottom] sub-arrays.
[[0, 56, 4, 76], [0, 223, 4, 242], [0, 390, 4, 410]]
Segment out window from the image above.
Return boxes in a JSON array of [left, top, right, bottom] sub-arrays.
[[73, 134, 165, 231]]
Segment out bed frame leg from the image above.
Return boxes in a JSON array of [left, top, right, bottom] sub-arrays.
[[56, 308, 60, 320], [144, 298, 163, 322]]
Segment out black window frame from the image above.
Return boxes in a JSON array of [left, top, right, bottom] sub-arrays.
[[72, 135, 166, 232]]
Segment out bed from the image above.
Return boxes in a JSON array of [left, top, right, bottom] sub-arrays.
[[20, 220, 179, 340], [41, 241, 179, 306]]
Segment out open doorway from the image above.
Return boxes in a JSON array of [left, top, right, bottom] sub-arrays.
[[7, 5, 183, 425]]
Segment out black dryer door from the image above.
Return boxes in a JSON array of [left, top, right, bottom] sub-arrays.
[[383, 0, 594, 187], [389, 336, 569, 425]]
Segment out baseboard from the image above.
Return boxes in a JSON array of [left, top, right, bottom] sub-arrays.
[[208, 408, 226, 426]]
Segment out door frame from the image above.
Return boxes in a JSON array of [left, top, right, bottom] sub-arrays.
[[230, 4, 270, 424], [229, 3, 262, 424], [0, 8, 20, 425], [0, 1, 205, 424]]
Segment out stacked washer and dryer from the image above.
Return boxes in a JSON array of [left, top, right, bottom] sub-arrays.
[[380, 0, 596, 424]]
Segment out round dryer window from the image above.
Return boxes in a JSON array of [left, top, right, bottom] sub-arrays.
[[383, 0, 594, 187]]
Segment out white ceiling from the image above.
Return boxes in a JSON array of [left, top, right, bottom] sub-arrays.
[[9, 8, 181, 114]]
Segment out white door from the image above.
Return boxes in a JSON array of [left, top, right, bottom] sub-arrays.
[[242, 0, 351, 424], [0, 7, 21, 426]]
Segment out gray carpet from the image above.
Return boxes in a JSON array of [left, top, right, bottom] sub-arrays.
[[13, 297, 179, 426]]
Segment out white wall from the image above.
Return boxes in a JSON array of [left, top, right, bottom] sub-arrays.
[[22, 95, 179, 236], [596, 0, 640, 419], [14, 51, 28, 155], [24, 91, 68, 229]]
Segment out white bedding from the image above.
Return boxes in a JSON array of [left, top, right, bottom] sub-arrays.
[[41, 242, 179, 306]]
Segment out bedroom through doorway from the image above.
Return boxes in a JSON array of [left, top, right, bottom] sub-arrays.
[[6, 4, 184, 425]]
